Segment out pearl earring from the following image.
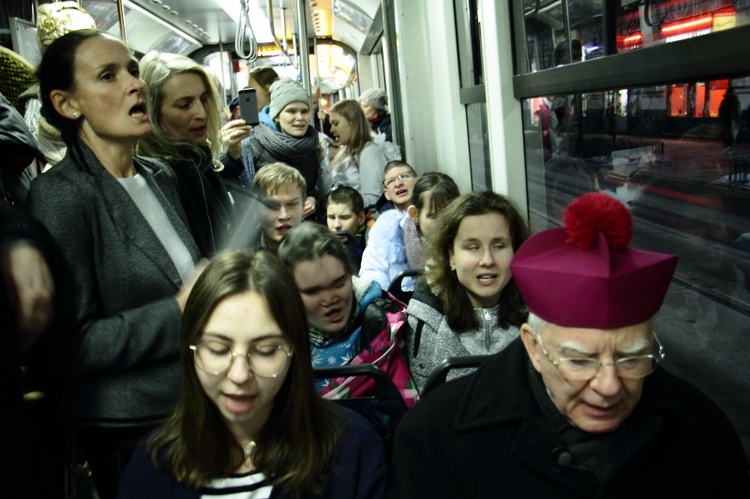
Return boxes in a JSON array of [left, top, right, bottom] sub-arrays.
[[72, 111, 80, 119], [450, 263, 456, 271]]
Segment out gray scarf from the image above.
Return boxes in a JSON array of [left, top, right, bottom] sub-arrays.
[[239, 123, 318, 187]]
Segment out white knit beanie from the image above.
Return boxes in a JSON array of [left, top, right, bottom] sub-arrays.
[[269, 78, 310, 119], [359, 88, 388, 111]]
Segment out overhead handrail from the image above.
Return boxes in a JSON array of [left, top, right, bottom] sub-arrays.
[[236, 0, 259, 61], [266, 0, 298, 69]]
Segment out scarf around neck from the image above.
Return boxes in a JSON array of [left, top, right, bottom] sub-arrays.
[[239, 123, 318, 187]]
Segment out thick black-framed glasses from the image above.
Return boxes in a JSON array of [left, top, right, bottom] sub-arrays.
[[536, 333, 665, 381]]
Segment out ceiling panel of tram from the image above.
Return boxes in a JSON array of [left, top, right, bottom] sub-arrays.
[[89, 0, 380, 89], [102, 0, 380, 55]]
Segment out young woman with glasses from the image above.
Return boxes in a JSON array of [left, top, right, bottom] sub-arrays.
[[119, 250, 387, 498]]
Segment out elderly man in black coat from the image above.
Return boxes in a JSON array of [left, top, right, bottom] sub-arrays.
[[389, 193, 749, 498]]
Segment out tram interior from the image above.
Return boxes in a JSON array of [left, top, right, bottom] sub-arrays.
[[1, 0, 749, 491]]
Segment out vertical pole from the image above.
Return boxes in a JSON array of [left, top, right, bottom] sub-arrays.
[[116, 0, 127, 42], [382, 0, 404, 150], [295, 0, 311, 93]]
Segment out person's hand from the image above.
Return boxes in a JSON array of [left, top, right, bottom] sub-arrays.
[[1, 244, 54, 352], [175, 258, 209, 312], [221, 120, 252, 160], [303, 196, 318, 218]]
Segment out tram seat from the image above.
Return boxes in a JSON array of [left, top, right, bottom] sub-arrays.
[[421, 355, 494, 397], [314, 363, 408, 458], [387, 268, 422, 304]]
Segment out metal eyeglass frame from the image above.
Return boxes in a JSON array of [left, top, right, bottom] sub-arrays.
[[536, 333, 665, 380], [189, 342, 294, 378]]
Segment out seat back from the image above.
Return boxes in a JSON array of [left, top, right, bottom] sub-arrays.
[[314, 364, 408, 458], [387, 268, 423, 304], [420, 355, 494, 397]]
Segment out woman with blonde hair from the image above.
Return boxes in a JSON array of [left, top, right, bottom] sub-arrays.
[[137, 51, 234, 257], [329, 99, 391, 207], [119, 250, 387, 498]]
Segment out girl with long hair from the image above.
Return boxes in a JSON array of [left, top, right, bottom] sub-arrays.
[[119, 250, 387, 498], [329, 99, 390, 207], [405, 190, 530, 392]]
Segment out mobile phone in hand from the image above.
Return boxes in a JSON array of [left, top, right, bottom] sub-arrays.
[[238, 88, 259, 126]]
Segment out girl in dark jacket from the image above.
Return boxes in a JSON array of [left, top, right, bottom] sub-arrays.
[[119, 250, 386, 498]]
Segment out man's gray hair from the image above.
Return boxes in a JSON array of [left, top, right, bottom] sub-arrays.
[[526, 312, 549, 336]]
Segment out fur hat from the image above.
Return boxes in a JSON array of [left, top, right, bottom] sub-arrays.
[[359, 88, 388, 111], [510, 193, 678, 329], [37, 2, 96, 48], [269, 78, 309, 120]]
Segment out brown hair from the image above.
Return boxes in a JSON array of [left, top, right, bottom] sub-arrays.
[[424, 190, 529, 332], [330, 99, 372, 159], [148, 250, 341, 494]]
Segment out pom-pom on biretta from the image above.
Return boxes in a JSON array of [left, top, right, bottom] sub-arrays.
[[563, 193, 632, 251], [510, 193, 678, 329]]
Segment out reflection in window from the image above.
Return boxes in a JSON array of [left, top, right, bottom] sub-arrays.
[[522, 0, 604, 73], [617, 0, 750, 52], [522, 75, 750, 313], [454, 0, 484, 86], [520, 0, 750, 74]]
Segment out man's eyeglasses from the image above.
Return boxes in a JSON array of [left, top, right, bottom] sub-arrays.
[[383, 173, 414, 188], [536, 333, 664, 381], [190, 340, 293, 378]]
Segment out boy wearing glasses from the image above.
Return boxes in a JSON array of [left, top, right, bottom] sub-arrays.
[[389, 193, 748, 497], [381, 161, 417, 212]]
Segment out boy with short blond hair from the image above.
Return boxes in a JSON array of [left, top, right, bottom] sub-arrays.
[[251, 162, 306, 253]]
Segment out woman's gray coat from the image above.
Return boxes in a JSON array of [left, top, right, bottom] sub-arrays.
[[26, 140, 200, 427]]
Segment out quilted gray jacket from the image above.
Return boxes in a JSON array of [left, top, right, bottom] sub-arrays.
[[405, 285, 520, 393]]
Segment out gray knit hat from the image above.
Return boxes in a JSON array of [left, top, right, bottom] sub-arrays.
[[269, 78, 310, 119], [359, 88, 388, 111]]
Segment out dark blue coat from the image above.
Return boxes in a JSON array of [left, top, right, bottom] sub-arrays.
[[119, 405, 387, 498], [389, 339, 749, 498]]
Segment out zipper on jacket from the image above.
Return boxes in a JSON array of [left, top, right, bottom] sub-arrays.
[[483, 309, 491, 352]]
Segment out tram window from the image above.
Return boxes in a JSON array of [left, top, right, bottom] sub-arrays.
[[518, 0, 750, 75], [521, 0, 605, 73], [523, 77, 750, 306], [616, 0, 750, 53], [522, 75, 750, 457], [454, 0, 484, 87], [466, 103, 491, 190]]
